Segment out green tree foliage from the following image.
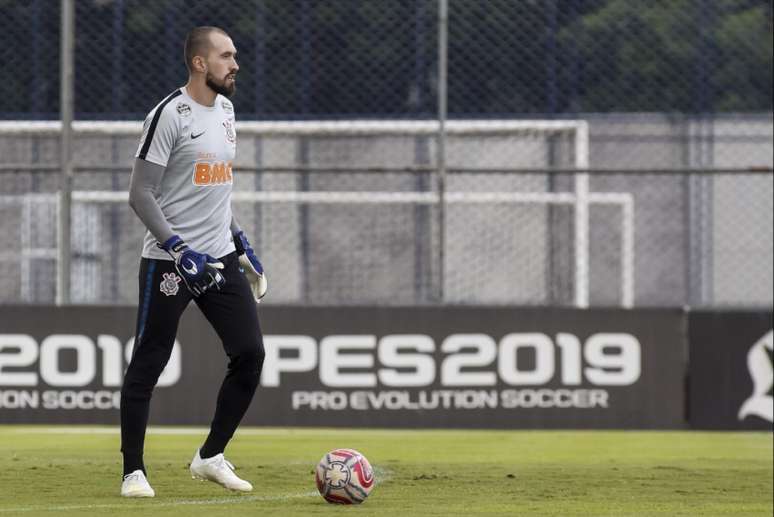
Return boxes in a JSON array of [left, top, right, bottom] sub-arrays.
[[561, 0, 773, 112]]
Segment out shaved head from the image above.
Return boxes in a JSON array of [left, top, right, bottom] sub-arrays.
[[184, 26, 229, 73]]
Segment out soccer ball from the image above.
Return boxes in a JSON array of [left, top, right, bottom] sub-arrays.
[[315, 448, 375, 504]]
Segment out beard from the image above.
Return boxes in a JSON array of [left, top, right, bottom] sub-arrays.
[[206, 71, 236, 97]]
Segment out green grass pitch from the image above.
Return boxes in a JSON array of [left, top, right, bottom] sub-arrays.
[[0, 426, 771, 516]]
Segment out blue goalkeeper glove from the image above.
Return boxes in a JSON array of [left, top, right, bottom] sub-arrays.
[[158, 235, 225, 297], [233, 231, 268, 302]]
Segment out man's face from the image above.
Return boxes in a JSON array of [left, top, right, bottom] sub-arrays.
[[204, 33, 239, 97]]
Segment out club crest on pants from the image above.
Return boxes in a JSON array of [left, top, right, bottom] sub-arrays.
[[160, 272, 182, 296]]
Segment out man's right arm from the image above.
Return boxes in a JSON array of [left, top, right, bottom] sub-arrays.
[[128, 157, 175, 244], [128, 157, 225, 296]]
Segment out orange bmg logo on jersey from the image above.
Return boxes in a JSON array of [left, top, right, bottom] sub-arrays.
[[193, 161, 233, 186]]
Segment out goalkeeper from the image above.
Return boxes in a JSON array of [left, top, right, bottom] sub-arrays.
[[120, 26, 267, 498]]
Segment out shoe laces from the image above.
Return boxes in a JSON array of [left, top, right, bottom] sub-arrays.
[[123, 472, 143, 483], [211, 455, 237, 473]]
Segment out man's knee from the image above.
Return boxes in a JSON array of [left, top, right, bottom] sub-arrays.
[[255, 342, 266, 372], [230, 346, 263, 372], [122, 355, 169, 398], [228, 341, 264, 387], [121, 373, 157, 400]]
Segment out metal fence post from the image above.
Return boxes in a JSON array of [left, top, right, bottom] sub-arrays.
[[57, 0, 74, 305], [437, 0, 448, 303]]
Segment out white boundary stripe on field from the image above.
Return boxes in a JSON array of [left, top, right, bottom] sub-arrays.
[[0, 491, 320, 513], [15, 427, 223, 435], [8, 426, 440, 437], [0, 467, 391, 514], [12, 427, 324, 436]]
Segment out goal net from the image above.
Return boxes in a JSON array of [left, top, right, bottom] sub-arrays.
[[0, 120, 633, 307]]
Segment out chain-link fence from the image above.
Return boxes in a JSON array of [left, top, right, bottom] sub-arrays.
[[0, 0, 772, 307], [2, 0, 771, 118], [1, 120, 771, 307]]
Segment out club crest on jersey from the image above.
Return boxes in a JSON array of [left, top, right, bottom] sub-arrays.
[[160, 272, 182, 296], [223, 119, 236, 144], [221, 100, 233, 114], [176, 102, 192, 117]]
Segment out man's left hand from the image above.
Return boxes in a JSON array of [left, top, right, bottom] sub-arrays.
[[233, 231, 268, 303]]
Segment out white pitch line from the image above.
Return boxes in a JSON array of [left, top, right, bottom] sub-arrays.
[[0, 467, 392, 514], [11, 427, 300, 436], [13, 427, 202, 435], [0, 491, 320, 514], [8, 426, 442, 437]]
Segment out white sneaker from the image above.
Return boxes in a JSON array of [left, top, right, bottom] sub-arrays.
[[190, 449, 253, 492], [121, 470, 155, 498]]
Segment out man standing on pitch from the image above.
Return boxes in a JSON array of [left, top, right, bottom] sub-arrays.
[[120, 26, 267, 498]]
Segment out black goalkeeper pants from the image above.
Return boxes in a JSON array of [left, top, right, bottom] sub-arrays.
[[120, 252, 264, 476]]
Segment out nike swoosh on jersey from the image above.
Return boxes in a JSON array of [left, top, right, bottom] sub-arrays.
[[191, 130, 206, 139]]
